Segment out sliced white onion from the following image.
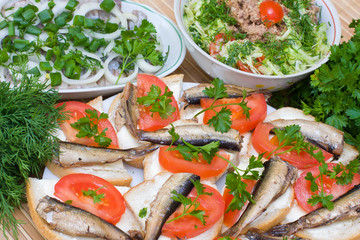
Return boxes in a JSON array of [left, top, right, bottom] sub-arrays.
[[84, 28, 122, 41], [61, 68, 105, 85], [136, 55, 162, 73], [122, 12, 138, 23], [104, 53, 138, 85], [103, 40, 115, 56]]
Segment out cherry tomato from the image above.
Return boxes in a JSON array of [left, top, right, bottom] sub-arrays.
[[251, 122, 333, 169], [54, 173, 126, 224], [137, 74, 180, 131], [162, 184, 225, 239], [158, 146, 229, 178], [56, 101, 119, 148], [259, 0, 284, 27], [201, 93, 267, 134], [294, 163, 360, 212], [209, 33, 235, 57], [223, 179, 257, 227]]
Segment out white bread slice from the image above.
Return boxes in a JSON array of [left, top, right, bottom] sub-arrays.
[[295, 217, 360, 240], [87, 95, 104, 113], [26, 178, 141, 240], [46, 160, 132, 186], [123, 172, 172, 231]]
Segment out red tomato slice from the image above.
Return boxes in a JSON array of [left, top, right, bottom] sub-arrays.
[[162, 184, 225, 239], [54, 173, 126, 224], [137, 74, 180, 131], [56, 101, 119, 149], [159, 146, 229, 178], [209, 33, 234, 57], [236, 61, 253, 73], [259, 0, 284, 27], [223, 179, 257, 227], [295, 163, 360, 212], [251, 122, 333, 169], [201, 93, 267, 134]]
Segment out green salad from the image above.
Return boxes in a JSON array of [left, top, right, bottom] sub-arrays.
[[183, 0, 330, 75]]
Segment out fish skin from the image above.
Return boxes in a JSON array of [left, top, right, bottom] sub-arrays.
[[55, 141, 159, 167], [137, 124, 243, 151], [121, 82, 140, 138], [269, 184, 360, 237], [246, 231, 307, 240], [221, 159, 298, 237], [182, 83, 271, 105], [269, 119, 344, 156], [36, 195, 133, 240], [144, 173, 200, 240]]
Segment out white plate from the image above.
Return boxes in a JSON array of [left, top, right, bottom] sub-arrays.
[[58, 1, 186, 100], [44, 82, 274, 190]]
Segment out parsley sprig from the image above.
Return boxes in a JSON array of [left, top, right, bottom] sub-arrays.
[[113, 19, 166, 83], [194, 78, 250, 133], [82, 186, 106, 204], [167, 179, 212, 225], [137, 85, 176, 119], [70, 109, 112, 147]]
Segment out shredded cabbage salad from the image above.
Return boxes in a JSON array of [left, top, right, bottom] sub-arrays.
[[183, 0, 330, 76]]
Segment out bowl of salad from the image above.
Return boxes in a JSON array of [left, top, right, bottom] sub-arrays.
[[174, 0, 341, 91], [0, 0, 186, 99]]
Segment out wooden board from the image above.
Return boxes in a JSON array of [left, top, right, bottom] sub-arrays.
[[1, 0, 360, 239]]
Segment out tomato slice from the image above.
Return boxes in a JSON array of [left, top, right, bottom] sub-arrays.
[[162, 184, 225, 239], [54, 173, 126, 224], [294, 163, 360, 212], [159, 146, 229, 178], [209, 33, 234, 57], [259, 0, 284, 27], [201, 93, 267, 134], [251, 122, 333, 169], [236, 61, 253, 73], [137, 74, 180, 131], [223, 179, 257, 227], [56, 101, 119, 149]]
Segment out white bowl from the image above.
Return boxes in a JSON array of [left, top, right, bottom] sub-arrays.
[[174, 0, 341, 91], [60, 1, 186, 99]]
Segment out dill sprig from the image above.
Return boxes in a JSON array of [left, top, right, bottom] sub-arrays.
[[0, 76, 64, 239]]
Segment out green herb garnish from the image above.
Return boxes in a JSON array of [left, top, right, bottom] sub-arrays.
[[137, 85, 176, 119], [70, 109, 112, 147], [139, 207, 148, 218], [82, 186, 106, 204], [0, 75, 63, 239], [167, 179, 212, 225]]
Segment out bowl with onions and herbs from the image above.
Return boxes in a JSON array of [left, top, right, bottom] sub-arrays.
[[0, 0, 186, 99], [174, 0, 341, 91]]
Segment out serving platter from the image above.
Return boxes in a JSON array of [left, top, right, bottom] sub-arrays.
[[43, 82, 275, 190], [57, 1, 186, 99]]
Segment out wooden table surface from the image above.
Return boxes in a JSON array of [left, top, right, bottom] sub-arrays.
[[2, 0, 360, 239]]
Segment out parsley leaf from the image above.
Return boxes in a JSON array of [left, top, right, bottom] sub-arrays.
[[82, 186, 106, 204], [70, 108, 112, 147], [139, 208, 147, 218], [167, 179, 212, 225], [194, 78, 250, 133], [137, 85, 175, 119]]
